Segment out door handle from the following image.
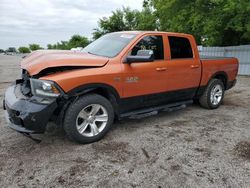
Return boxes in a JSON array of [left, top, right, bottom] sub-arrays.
[[190, 65, 199, 69], [156, 67, 167, 71]]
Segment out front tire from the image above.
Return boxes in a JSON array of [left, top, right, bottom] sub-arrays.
[[64, 94, 114, 144], [199, 79, 225, 109]]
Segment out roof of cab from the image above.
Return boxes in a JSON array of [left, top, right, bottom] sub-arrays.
[[113, 30, 194, 38]]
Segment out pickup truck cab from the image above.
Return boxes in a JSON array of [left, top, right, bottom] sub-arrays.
[[3, 31, 238, 144]]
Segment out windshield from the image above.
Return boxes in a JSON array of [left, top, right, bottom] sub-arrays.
[[83, 33, 137, 57]]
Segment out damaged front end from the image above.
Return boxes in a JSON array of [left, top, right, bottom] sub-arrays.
[[3, 70, 64, 136]]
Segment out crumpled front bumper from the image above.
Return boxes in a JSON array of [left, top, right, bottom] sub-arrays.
[[3, 81, 58, 134]]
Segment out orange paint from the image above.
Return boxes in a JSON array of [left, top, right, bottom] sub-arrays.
[[21, 31, 238, 98]]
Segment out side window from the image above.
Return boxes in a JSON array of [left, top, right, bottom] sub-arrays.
[[168, 36, 193, 59], [131, 35, 164, 60]]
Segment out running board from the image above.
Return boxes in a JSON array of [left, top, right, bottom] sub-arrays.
[[119, 100, 193, 120], [22, 133, 41, 143]]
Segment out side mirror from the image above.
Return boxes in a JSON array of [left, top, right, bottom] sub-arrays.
[[125, 50, 154, 63]]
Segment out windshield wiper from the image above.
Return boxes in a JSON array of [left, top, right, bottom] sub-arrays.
[[87, 51, 99, 56], [87, 51, 109, 58]]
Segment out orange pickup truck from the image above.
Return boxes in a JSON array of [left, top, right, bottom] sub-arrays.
[[3, 31, 238, 143]]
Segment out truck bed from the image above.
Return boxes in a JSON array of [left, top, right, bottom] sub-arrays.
[[199, 55, 238, 88]]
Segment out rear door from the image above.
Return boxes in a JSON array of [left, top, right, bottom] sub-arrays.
[[165, 35, 201, 101]]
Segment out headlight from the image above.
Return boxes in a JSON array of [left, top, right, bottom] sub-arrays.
[[30, 79, 61, 98]]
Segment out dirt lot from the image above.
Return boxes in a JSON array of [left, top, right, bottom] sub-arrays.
[[0, 54, 249, 188]]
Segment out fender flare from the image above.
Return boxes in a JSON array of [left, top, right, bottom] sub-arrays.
[[65, 83, 121, 117], [209, 71, 228, 87], [66, 83, 120, 100], [195, 71, 228, 98]]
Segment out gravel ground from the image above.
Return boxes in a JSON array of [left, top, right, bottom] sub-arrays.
[[0, 54, 250, 188]]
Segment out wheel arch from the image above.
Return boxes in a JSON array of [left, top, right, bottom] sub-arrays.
[[210, 71, 228, 89], [66, 83, 121, 117], [195, 71, 228, 99]]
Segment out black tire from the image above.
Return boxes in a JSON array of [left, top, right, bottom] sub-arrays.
[[63, 94, 114, 144], [199, 79, 225, 109]]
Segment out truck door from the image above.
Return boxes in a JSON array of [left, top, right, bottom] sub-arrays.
[[121, 34, 168, 111], [165, 35, 201, 101]]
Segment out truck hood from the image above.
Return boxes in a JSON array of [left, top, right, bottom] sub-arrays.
[[21, 50, 109, 76]]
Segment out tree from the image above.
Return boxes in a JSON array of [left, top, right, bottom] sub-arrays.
[[93, 7, 140, 39], [55, 41, 69, 50], [202, 0, 250, 46], [6, 47, 17, 53], [137, 6, 159, 31], [47, 41, 69, 50], [147, 0, 250, 46], [18, 47, 31, 53], [29, 44, 43, 51], [93, 6, 158, 40], [68, 35, 89, 49], [47, 44, 53, 49], [46, 35, 90, 50]]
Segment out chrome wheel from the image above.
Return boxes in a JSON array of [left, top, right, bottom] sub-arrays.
[[76, 104, 108, 137], [210, 84, 223, 105]]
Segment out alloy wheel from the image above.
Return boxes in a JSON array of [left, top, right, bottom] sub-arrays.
[[76, 104, 108, 137]]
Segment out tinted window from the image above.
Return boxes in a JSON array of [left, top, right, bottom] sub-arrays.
[[84, 33, 137, 57], [131, 35, 164, 60], [168, 36, 193, 59]]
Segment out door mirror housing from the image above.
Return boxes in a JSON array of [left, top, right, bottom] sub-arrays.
[[125, 50, 154, 64]]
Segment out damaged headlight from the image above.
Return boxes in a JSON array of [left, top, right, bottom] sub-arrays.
[[30, 79, 61, 98]]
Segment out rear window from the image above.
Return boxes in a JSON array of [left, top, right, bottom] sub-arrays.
[[168, 36, 193, 59]]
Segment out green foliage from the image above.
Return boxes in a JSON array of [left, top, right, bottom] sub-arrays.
[[68, 35, 89, 49], [93, 6, 158, 40], [47, 35, 90, 50], [137, 6, 159, 31], [18, 47, 31, 53], [203, 0, 250, 46], [47, 44, 54, 49], [149, 0, 250, 46], [29, 44, 43, 51], [6, 47, 17, 53], [93, 7, 139, 39]]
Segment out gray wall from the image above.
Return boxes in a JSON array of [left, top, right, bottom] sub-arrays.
[[198, 45, 250, 75]]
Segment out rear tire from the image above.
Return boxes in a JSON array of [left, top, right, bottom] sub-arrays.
[[199, 79, 225, 109], [64, 94, 114, 144]]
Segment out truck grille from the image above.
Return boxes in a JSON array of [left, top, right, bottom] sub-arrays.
[[21, 69, 31, 96]]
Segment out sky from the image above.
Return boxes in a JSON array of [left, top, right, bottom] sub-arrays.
[[0, 0, 143, 49]]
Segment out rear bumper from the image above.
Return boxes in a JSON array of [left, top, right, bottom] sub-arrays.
[[3, 82, 58, 134], [226, 79, 237, 90]]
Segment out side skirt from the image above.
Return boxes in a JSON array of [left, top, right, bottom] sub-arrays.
[[119, 100, 193, 120], [119, 87, 198, 113]]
